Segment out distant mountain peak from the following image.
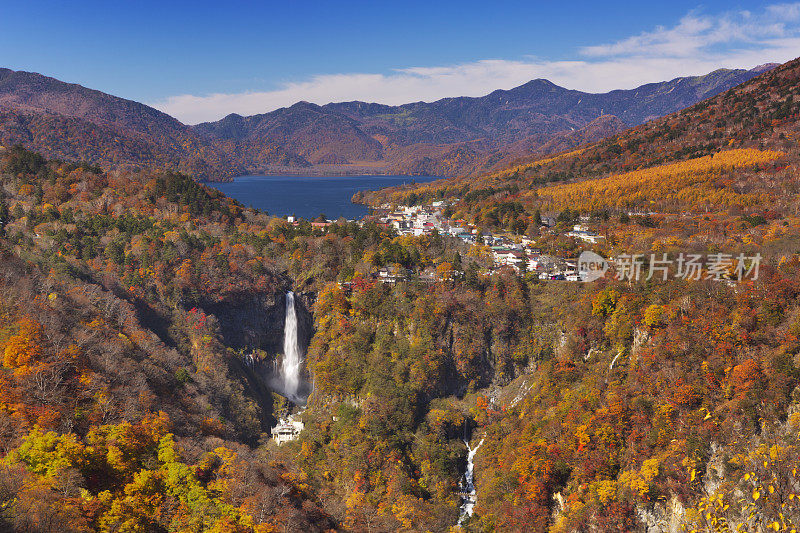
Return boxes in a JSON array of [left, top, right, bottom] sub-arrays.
[[750, 62, 780, 73], [521, 78, 559, 87], [288, 101, 321, 110], [509, 78, 566, 94]]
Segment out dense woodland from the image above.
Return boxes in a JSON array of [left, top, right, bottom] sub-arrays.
[[0, 58, 799, 533]]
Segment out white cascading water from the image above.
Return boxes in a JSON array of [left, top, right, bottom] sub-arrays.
[[282, 291, 302, 398], [458, 437, 485, 526]]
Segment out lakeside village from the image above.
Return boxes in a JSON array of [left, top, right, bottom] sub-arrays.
[[372, 201, 604, 281], [287, 200, 607, 284]]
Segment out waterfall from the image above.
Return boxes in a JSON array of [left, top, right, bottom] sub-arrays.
[[268, 291, 307, 441], [458, 437, 485, 526], [609, 350, 622, 370], [265, 290, 310, 405], [282, 291, 302, 399]]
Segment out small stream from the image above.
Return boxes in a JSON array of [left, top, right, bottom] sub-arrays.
[[458, 437, 484, 526]]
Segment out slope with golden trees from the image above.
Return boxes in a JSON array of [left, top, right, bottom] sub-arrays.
[[360, 56, 800, 227], [534, 148, 784, 213]]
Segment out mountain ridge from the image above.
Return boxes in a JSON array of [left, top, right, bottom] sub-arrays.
[[193, 64, 777, 175], [0, 64, 777, 180], [359, 57, 800, 221]]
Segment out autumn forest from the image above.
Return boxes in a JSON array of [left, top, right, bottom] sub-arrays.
[[1, 24, 800, 533]]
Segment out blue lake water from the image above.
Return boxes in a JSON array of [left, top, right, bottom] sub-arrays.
[[211, 175, 441, 220]]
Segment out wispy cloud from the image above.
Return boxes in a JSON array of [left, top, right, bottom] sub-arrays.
[[153, 3, 800, 124], [580, 5, 799, 58]]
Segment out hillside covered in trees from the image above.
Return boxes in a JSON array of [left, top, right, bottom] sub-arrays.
[[0, 147, 339, 531], [2, 132, 800, 531], [360, 57, 800, 229], [1, 51, 800, 532]]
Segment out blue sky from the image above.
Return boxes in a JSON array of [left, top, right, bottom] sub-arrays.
[[2, 1, 799, 123]]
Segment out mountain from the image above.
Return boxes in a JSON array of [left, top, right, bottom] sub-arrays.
[[360, 57, 799, 229], [0, 68, 254, 179], [325, 67, 774, 140], [194, 65, 773, 177], [0, 67, 186, 131], [0, 65, 776, 180], [378, 114, 630, 177]]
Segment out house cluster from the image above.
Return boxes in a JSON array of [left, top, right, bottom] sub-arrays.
[[374, 203, 609, 281], [378, 202, 479, 244], [490, 223, 608, 280], [374, 264, 443, 284], [289, 201, 609, 283], [489, 242, 583, 280]]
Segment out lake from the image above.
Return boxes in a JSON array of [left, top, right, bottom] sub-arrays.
[[210, 175, 441, 220]]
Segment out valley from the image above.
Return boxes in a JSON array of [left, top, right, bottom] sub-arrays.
[[1, 12, 800, 532]]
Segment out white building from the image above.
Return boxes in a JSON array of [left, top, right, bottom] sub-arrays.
[[567, 224, 605, 244], [492, 248, 525, 267], [271, 415, 304, 445], [449, 226, 467, 236]]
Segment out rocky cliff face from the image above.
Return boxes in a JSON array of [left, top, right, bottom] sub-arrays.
[[293, 291, 316, 354], [196, 288, 316, 410], [198, 290, 314, 357]]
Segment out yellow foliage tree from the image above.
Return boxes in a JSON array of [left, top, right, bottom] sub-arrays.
[[3, 317, 43, 371]]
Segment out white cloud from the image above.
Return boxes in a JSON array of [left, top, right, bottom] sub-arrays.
[[152, 3, 800, 124], [766, 3, 800, 19], [580, 6, 797, 58]]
